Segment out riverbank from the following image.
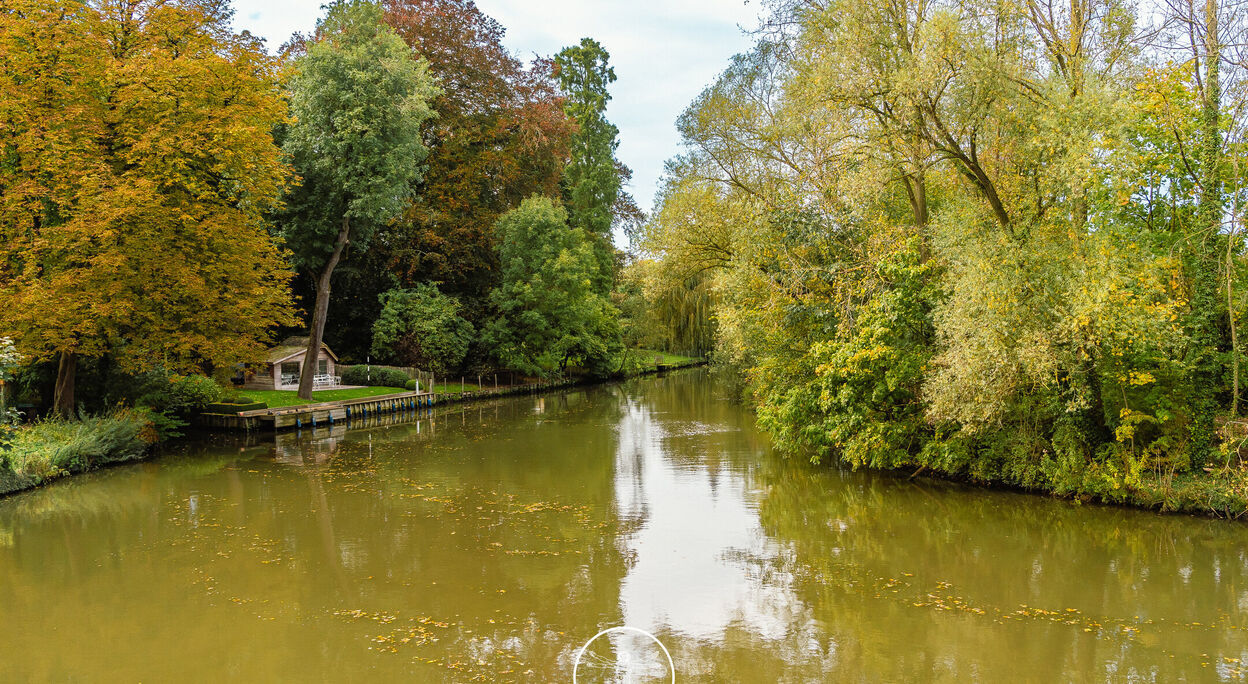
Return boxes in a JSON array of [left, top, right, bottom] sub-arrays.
[[812, 432, 1248, 519], [0, 358, 707, 498], [887, 458, 1248, 520], [196, 357, 707, 433], [0, 410, 158, 497]]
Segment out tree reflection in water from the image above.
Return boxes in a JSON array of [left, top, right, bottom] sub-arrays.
[[0, 370, 1244, 681]]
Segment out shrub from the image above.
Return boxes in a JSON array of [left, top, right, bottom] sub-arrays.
[[371, 285, 474, 373], [128, 371, 223, 438], [404, 379, 418, 391], [0, 336, 21, 454], [135, 371, 222, 414], [203, 401, 267, 413], [4, 409, 156, 482], [340, 365, 410, 388]]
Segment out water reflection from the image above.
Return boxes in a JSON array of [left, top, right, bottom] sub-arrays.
[[0, 370, 1245, 681], [614, 388, 803, 645]]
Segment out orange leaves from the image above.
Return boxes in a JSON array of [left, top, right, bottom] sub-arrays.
[[0, 0, 296, 373]]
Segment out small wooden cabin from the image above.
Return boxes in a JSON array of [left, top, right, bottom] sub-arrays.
[[241, 337, 340, 391]]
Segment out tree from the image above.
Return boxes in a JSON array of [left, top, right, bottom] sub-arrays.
[[0, 337, 19, 435], [0, 0, 297, 415], [1162, 0, 1230, 466], [555, 38, 623, 291], [643, 0, 1248, 505], [483, 197, 622, 377], [371, 284, 474, 372], [381, 0, 574, 304], [280, 0, 439, 400]]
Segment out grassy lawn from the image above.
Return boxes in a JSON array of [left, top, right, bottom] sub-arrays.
[[636, 349, 702, 367], [236, 386, 408, 408]]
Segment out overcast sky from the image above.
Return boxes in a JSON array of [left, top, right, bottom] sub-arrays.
[[229, 0, 765, 215]]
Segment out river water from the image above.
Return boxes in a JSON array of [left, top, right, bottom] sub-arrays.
[[1, 369, 1246, 682]]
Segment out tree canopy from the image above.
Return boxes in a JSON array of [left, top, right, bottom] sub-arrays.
[[371, 284, 474, 373], [640, 0, 1248, 505], [280, 0, 439, 398], [484, 197, 622, 377], [0, 0, 297, 413], [381, 0, 574, 304], [555, 38, 624, 291]]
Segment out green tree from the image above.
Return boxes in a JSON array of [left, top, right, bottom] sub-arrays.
[[281, 0, 439, 399], [484, 197, 622, 377], [555, 38, 622, 291], [641, 0, 1248, 507], [1168, 0, 1228, 467], [371, 284, 474, 373]]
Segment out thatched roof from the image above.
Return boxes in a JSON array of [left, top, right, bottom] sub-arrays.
[[265, 336, 338, 364]]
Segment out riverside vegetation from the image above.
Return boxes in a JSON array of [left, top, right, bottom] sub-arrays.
[[7, 0, 1248, 519], [637, 0, 1248, 515], [0, 0, 680, 487]]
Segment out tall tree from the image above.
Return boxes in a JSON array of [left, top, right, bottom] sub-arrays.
[[381, 0, 573, 304], [280, 0, 438, 399], [1155, 0, 1244, 465], [555, 38, 622, 291], [0, 0, 297, 415], [1189, 0, 1225, 466], [483, 197, 622, 377]]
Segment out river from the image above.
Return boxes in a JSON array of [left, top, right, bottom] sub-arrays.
[[0, 369, 1245, 681]]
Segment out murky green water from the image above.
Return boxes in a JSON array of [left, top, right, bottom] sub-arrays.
[[1, 369, 1247, 682]]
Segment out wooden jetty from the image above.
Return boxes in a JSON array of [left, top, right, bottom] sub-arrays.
[[196, 360, 710, 433], [197, 391, 435, 431]]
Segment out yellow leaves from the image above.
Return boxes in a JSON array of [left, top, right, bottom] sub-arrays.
[[0, 1, 297, 371], [1116, 408, 1158, 444]]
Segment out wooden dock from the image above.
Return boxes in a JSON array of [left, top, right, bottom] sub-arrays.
[[195, 361, 710, 433], [197, 391, 435, 431]]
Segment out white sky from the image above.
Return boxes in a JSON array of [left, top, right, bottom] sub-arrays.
[[229, 0, 765, 215]]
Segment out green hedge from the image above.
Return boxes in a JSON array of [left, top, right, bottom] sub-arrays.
[[340, 365, 410, 388], [203, 401, 267, 413]]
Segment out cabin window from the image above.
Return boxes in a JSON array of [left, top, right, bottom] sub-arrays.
[[317, 359, 328, 375], [281, 362, 299, 377]]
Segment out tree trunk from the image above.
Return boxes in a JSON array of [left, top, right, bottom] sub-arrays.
[[1229, 234, 1239, 416], [903, 171, 931, 261], [53, 350, 76, 418], [1230, 158, 1243, 416], [298, 216, 351, 400], [1188, 0, 1222, 467]]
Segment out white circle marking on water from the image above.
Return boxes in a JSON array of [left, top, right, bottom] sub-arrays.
[[573, 625, 676, 683]]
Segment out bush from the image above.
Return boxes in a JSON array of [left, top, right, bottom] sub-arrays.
[[219, 389, 250, 404], [203, 401, 267, 413], [340, 365, 410, 388], [0, 336, 20, 455], [404, 379, 418, 391], [136, 371, 222, 414], [3, 409, 157, 483], [371, 285, 474, 373]]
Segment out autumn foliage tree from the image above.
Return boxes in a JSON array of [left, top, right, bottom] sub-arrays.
[[0, 0, 297, 415], [380, 0, 574, 305]]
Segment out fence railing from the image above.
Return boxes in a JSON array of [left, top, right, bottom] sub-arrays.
[[351, 364, 540, 394]]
